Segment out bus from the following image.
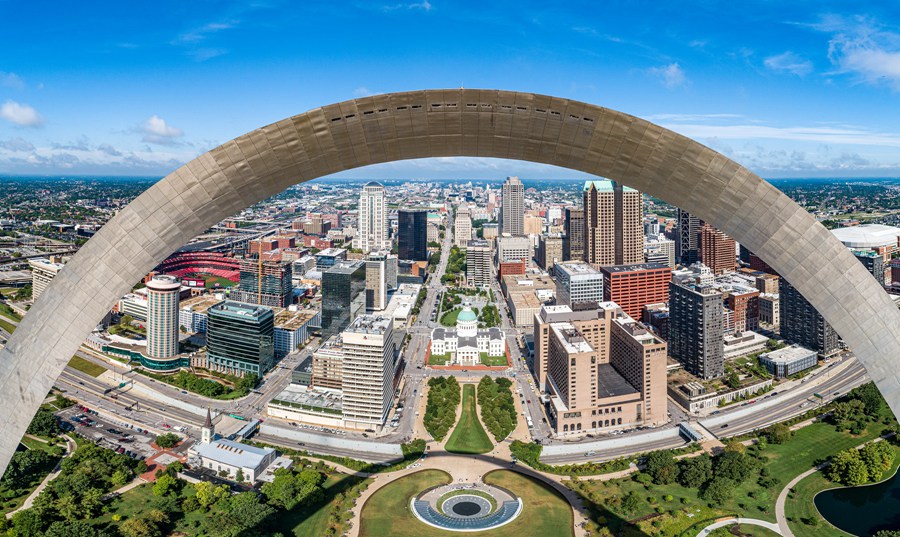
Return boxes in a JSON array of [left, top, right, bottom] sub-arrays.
[[229, 414, 248, 421]]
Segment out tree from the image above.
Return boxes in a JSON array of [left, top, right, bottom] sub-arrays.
[[763, 423, 792, 445], [152, 474, 178, 497], [831, 399, 867, 431], [220, 491, 275, 536], [194, 480, 230, 509], [724, 371, 741, 389], [621, 492, 642, 513], [120, 517, 161, 537], [154, 433, 180, 449], [10, 508, 45, 536], [120, 314, 134, 327], [26, 408, 60, 437], [827, 449, 870, 486], [44, 520, 106, 537], [851, 383, 885, 415], [860, 441, 894, 479], [235, 468, 245, 483], [713, 451, 757, 484], [677, 454, 713, 489], [111, 469, 130, 487], [261, 468, 324, 510], [700, 476, 734, 505], [644, 450, 677, 485]]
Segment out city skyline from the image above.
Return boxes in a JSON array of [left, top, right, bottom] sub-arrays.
[[1, 2, 900, 178]]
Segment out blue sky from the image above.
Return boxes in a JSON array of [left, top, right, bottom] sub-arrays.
[[2, 0, 900, 178]]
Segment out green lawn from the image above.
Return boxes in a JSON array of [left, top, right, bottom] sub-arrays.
[[0, 303, 21, 322], [439, 308, 461, 327], [479, 352, 507, 366], [271, 472, 371, 536], [0, 317, 16, 334], [359, 469, 573, 537], [428, 352, 452, 366], [445, 384, 493, 454], [67, 355, 107, 377], [708, 526, 782, 537]]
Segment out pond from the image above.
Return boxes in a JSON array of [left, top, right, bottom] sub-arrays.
[[815, 470, 900, 535]]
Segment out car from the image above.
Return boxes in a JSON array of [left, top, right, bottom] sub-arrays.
[[116, 447, 125, 454], [526, 400, 531, 404], [720, 423, 730, 428], [833, 391, 841, 396], [181, 390, 187, 394], [584, 451, 597, 457], [711, 410, 721, 415]]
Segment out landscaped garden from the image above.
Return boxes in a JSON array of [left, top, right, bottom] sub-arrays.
[[477, 376, 517, 441], [67, 355, 107, 377], [423, 376, 461, 441], [136, 369, 258, 399], [445, 384, 493, 454], [358, 469, 574, 537]]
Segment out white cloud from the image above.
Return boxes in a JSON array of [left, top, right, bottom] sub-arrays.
[[647, 63, 687, 88], [806, 15, 900, 90], [0, 71, 25, 90], [0, 100, 43, 127], [382, 1, 432, 12], [141, 115, 184, 145], [659, 122, 900, 148], [0, 138, 34, 152], [176, 21, 238, 44], [353, 87, 374, 97], [764, 51, 813, 76]]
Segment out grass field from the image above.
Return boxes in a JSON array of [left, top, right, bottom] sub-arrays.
[[708, 526, 782, 537], [428, 353, 452, 365], [358, 469, 573, 537], [0, 303, 21, 322], [67, 355, 107, 377], [479, 352, 507, 366], [0, 317, 16, 334], [439, 308, 461, 327], [445, 384, 492, 454], [271, 472, 370, 536]]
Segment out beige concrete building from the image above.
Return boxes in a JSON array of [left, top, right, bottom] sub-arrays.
[[537, 233, 564, 270], [466, 240, 492, 287], [454, 205, 472, 246], [354, 182, 389, 253], [29, 257, 65, 300], [524, 214, 544, 236], [312, 336, 344, 390], [144, 274, 181, 359], [365, 250, 396, 311], [759, 293, 780, 327], [583, 180, 643, 267], [340, 315, 397, 429], [501, 273, 556, 327], [539, 301, 667, 436], [500, 176, 524, 236]]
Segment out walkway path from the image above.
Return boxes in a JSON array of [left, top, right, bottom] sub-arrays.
[[7, 434, 77, 518], [696, 517, 782, 536], [775, 467, 819, 537]]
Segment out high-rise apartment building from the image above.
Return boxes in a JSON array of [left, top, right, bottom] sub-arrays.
[[600, 263, 671, 320], [397, 209, 428, 261], [144, 275, 181, 359], [676, 209, 702, 265], [207, 301, 275, 377], [321, 260, 366, 340], [537, 233, 564, 270], [535, 302, 667, 435], [853, 250, 885, 286], [340, 315, 397, 429], [454, 205, 473, 246], [466, 240, 492, 287], [354, 182, 388, 253], [724, 286, 760, 333], [312, 336, 344, 390], [583, 180, 643, 267], [232, 258, 293, 308], [500, 176, 524, 236], [780, 279, 841, 357], [29, 257, 65, 300], [669, 279, 725, 379], [563, 207, 584, 261], [700, 223, 736, 274], [553, 261, 604, 307]]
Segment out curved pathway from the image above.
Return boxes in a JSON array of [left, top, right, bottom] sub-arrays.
[[697, 517, 782, 536], [775, 466, 819, 537], [6, 434, 77, 518]]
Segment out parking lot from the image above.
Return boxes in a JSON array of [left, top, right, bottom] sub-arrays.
[[57, 405, 170, 461]]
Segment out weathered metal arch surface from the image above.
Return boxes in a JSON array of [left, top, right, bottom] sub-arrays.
[[1, 89, 897, 474]]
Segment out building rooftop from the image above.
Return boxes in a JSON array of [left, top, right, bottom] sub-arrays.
[[601, 262, 669, 274], [271, 383, 342, 412], [555, 261, 602, 276], [274, 308, 319, 331], [326, 260, 365, 274], [831, 224, 900, 249], [191, 438, 274, 470], [583, 179, 637, 193], [180, 295, 226, 314], [210, 300, 272, 319], [761, 345, 816, 364], [550, 322, 593, 354], [597, 364, 640, 398], [316, 248, 347, 258], [346, 314, 392, 335]]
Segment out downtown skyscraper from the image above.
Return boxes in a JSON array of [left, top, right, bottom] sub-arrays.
[[583, 180, 643, 267], [354, 182, 389, 253], [500, 176, 524, 236], [397, 209, 428, 261]]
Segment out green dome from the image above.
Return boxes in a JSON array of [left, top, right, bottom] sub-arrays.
[[457, 308, 477, 322]]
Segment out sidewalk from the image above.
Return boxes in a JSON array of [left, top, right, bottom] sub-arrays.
[[6, 434, 77, 518]]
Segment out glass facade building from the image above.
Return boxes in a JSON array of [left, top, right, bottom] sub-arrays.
[[207, 301, 275, 377], [398, 209, 428, 261], [321, 260, 366, 340]]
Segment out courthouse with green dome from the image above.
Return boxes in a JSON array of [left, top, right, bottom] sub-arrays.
[[430, 306, 506, 366]]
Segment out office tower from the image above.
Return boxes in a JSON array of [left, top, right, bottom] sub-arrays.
[[600, 263, 671, 320], [301, 214, 330, 236], [340, 315, 397, 428], [759, 294, 779, 327], [314, 248, 348, 271], [553, 261, 604, 307], [366, 250, 396, 311], [853, 250, 885, 286], [669, 279, 725, 379], [29, 257, 64, 300], [563, 207, 584, 261], [500, 176, 524, 236], [232, 258, 292, 308], [354, 182, 388, 253], [536, 302, 667, 434], [466, 240, 492, 287], [524, 214, 543, 236], [583, 180, 643, 267], [780, 279, 841, 357], [700, 223, 736, 274], [537, 233, 564, 270], [321, 260, 366, 340], [427, 223, 440, 244], [724, 286, 760, 333], [676, 208, 702, 265], [312, 336, 344, 390], [144, 274, 181, 359], [454, 205, 473, 246], [207, 301, 275, 377], [397, 209, 428, 261], [644, 235, 675, 268], [496, 235, 532, 263], [482, 222, 499, 241]]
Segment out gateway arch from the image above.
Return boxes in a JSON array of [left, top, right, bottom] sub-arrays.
[[1, 89, 897, 474]]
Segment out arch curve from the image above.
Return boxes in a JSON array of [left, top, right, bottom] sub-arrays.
[[1, 88, 897, 474]]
